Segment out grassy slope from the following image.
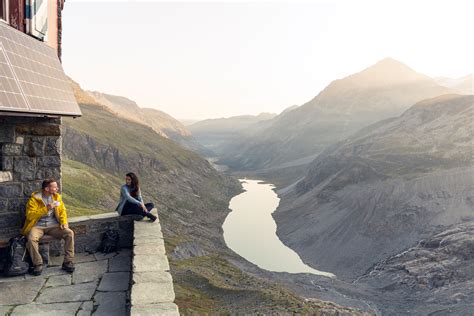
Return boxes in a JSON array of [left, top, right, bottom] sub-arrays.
[[61, 159, 122, 217]]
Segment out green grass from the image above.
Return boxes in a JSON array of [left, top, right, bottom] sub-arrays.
[[62, 159, 122, 217]]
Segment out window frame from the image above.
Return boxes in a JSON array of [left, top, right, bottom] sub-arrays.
[[0, 0, 9, 24]]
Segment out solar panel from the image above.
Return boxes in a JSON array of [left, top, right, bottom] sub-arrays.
[[0, 22, 81, 117]]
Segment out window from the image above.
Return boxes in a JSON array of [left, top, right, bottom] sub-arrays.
[[0, 0, 7, 23]]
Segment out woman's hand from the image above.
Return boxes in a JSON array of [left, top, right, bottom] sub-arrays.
[[141, 203, 148, 212]]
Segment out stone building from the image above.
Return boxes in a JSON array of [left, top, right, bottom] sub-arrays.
[[0, 0, 80, 238]]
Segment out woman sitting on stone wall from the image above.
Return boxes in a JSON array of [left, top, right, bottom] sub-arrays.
[[115, 172, 157, 222]]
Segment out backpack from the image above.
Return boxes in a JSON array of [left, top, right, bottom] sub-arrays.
[[100, 229, 120, 253], [4, 236, 30, 277]]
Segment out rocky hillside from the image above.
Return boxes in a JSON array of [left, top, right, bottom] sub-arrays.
[[188, 112, 277, 155], [219, 58, 454, 172], [61, 81, 366, 314], [273, 94, 473, 282], [87, 90, 209, 155], [356, 221, 474, 315]]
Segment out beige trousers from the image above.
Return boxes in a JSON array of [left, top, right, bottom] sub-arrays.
[[26, 226, 75, 266]]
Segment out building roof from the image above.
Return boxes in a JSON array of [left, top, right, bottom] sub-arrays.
[[0, 21, 81, 117]]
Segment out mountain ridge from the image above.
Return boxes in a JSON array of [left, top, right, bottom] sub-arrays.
[[217, 58, 454, 172], [273, 94, 473, 282], [87, 90, 210, 155]]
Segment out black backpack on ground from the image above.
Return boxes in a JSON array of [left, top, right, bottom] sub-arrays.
[[100, 229, 120, 253], [4, 236, 30, 277]]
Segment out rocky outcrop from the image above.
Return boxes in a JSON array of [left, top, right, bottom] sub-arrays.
[[354, 221, 474, 315], [361, 221, 474, 290], [62, 127, 166, 174]]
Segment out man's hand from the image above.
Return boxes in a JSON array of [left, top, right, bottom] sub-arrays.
[[141, 203, 148, 212], [60, 224, 69, 230]]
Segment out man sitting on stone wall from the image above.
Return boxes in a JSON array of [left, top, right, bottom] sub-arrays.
[[21, 178, 75, 276]]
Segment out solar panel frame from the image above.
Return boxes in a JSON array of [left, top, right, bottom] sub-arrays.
[[0, 21, 81, 117]]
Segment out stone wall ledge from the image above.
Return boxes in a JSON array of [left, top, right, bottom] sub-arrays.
[[0, 211, 133, 251], [53, 211, 134, 254], [131, 209, 179, 316]]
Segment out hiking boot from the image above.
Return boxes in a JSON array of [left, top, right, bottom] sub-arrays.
[[146, 212, 157, 222], [62, 261, 75, 273], [32, 264, 43, 276]]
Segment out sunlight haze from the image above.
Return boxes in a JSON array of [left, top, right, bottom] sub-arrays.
[[61, 0, 473, 119]]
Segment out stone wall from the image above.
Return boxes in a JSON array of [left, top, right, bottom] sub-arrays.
[[0, 116, 62, 237], [48, 213, 134, 255], [131, 210, 179, 315]]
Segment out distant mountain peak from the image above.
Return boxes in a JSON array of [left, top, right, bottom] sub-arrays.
[[372, 57, 408, 68], [344, 57, 430, 87]]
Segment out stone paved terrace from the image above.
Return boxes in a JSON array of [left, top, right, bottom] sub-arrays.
[[0, 209, 178, 316], [0, 249, 132, 315]]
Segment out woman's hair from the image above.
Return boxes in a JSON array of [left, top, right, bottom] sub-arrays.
[[126, 172, 140, 197]]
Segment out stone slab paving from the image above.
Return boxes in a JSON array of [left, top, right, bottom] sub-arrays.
[[109, 255, 132, 272], [0, 278, 45, 305], [131, 214, 179, 315], [0, 248, 132, 316], [37, 281, 98, 303], [98, 272, 130, 292], [72, 260, 108, 284], [11, 302, 82, 315], [80, 301, 94, 312], [44, 274, 71, 287], [93, 292, 127, 316], [131, 303, 179, 316]]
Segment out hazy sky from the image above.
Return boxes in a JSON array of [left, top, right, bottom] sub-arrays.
[[62, 0, 473, 120]]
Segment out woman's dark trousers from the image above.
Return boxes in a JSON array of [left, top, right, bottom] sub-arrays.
[[121, 202, 156, 221]]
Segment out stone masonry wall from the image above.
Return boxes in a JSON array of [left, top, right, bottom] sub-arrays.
[[48, 213, 134, 255], [0, 116, 62, 237]]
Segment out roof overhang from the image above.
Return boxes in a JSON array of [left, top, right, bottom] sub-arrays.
[[0, 21, 81, 117]]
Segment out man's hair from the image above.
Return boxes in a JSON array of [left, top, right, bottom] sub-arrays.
[[42, 178, 57, 190]]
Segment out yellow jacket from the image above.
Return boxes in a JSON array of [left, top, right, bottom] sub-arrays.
[[21, 191, 68, 236]]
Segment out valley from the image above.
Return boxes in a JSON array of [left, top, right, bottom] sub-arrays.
[[63, 58, 473, 315], [61, 80, 368, 314], [191, 60, 473, 315]]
